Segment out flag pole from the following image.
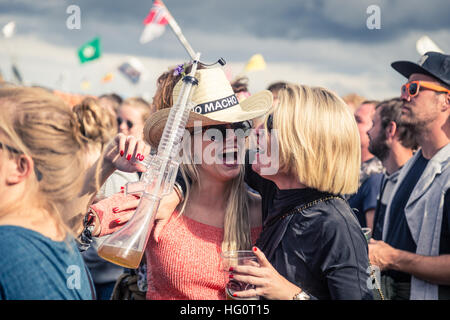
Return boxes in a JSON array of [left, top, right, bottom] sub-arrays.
[[159, 0, 196, 60]]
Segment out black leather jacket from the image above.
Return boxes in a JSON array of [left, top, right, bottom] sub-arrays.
[[246, 164, 373, 300]]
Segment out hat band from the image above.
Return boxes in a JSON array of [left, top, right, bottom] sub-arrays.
[[193, 94, 239, 115]]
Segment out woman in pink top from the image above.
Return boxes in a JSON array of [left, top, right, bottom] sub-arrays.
[[91, 65, 272, 299], [142, 66, 272, 300]]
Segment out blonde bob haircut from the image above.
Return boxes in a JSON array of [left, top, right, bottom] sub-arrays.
[[273, 83, 360, 195]]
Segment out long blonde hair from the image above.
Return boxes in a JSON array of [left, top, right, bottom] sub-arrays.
[[273, 84, 361, 195], [0, 87, 104, 235], [179, 160, 252, 253]]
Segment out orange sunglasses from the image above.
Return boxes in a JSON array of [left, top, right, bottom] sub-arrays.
[[401, 81, 450, 99]]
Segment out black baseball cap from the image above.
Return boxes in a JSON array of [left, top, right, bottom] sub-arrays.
[[391, 51, 450, 87]]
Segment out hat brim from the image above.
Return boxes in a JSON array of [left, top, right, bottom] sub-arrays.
[[144, 90, 272, 148], [391, 60, 443, 83]]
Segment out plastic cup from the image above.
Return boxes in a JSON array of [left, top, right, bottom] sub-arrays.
[[221, 250, 260, 300]]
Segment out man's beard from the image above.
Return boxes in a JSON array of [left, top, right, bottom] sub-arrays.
[[368, 133, 390, 162]]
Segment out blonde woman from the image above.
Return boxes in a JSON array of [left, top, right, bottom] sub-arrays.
[[0, 87, 148, 299], [92, 67, 273, 299], [231, 84, 373, 300], [117, 97, 154, 140]]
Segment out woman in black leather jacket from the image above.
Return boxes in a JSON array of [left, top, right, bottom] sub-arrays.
[[231, 83, 373, 300]]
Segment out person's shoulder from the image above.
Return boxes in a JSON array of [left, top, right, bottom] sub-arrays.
[[297, 197, 359, 231], [0, 226, 42, 269]]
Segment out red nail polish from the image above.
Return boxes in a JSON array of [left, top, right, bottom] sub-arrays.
[[253, 247, 257, 252], [126, 154, 131, 161], [114, 219, 121, 224], [229, 274, 234, 279], [120, 186, 124, 190], [229, 267, 234, 272], [140, 155, 145, 161], [112, 207, 119, 213], [233, 293, 237, 297], [136, 153, 141, 159], [120, 150, 124, 157]]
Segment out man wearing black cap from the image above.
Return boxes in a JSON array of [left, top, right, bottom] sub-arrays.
[[369, 51, 450, 300]]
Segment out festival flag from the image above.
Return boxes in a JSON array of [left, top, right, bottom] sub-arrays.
[[244, 54, 266, 72], [118, 57, 145, 84], [2, 21, 15, 38], [416, 36, 444, 56], [139, 0, 169, 44], [78, 37, 101, 64], [101, 72, 114, 83], [81, 80, 91, 90]]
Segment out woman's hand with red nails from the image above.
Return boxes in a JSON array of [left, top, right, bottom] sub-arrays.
[[230, 247, 302, 300], [103, 133, 151, 173]]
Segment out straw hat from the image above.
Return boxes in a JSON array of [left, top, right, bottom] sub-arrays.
[[145, 67, 272, 147]]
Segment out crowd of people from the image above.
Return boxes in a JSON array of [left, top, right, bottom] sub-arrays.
[[0, 50, 448, 300]]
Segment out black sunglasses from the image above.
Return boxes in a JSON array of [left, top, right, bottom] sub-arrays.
[[203, 120, 253, 141], [266, 114, 273, 131], [117, 117, 134, 129]]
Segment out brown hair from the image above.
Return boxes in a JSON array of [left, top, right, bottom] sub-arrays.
[[376, 98, 419, 149], [0, 87, 98, 235], [152, 63, 206, 111], [267, 81, 288, 94], [73, 97, 117, 146]]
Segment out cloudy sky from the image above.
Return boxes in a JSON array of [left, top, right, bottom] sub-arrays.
[[0, 0, 449, 101]]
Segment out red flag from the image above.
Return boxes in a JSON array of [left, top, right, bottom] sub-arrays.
[[139, 0, 169, 44]]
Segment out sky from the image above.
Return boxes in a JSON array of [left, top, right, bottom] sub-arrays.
[[0, 0, 449, 101]]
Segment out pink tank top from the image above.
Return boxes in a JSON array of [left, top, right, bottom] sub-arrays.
[[145, 213, 261, 300]]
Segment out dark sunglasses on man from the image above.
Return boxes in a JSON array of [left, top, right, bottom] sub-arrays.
[[117, 117, 134, 129]]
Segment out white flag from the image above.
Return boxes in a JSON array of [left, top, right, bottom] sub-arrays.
[[416, 36, 444, 56], [2, 21, 16, 38], [139, 0, 169, 44]]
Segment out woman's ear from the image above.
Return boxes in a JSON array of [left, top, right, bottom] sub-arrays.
[[6, 154, 35, 185]]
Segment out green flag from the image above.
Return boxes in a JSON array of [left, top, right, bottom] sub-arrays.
[[78, 37, 101, 64]]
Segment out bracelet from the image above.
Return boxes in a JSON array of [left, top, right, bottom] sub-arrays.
[[292, 290, 310, 300], [174, 182, 185, 202], [77, 211, 96, 252]]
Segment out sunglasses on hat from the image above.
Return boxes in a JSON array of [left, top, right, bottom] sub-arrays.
[[401, 81, 450, 99]]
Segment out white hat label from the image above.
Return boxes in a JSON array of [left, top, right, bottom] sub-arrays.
[[194, 94, 239, 115]]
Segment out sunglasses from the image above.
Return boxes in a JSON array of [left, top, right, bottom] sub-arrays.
[[266, 114, 273, 131], [0, 141, 42, 181], [117, 117, 134, 129], [401, 81, 450, 99], [202, 120, 253, 141]]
